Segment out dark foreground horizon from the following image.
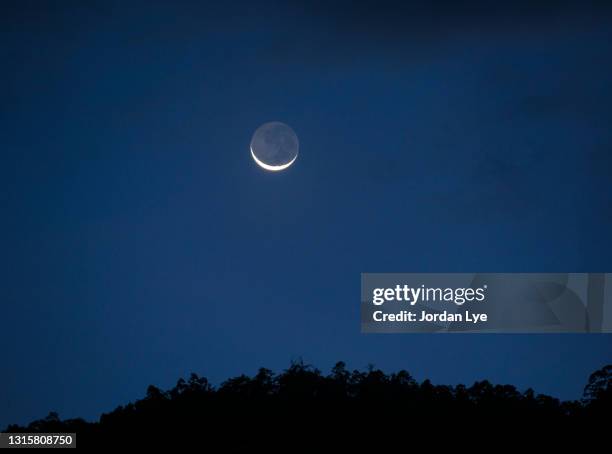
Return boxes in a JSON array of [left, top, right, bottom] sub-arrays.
[[7, 361, 611, 449]]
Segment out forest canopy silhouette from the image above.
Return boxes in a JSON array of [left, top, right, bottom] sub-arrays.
[[7, 362, 611, 448]]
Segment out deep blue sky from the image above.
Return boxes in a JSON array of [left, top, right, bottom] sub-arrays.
[[2, 1, 611, 427]]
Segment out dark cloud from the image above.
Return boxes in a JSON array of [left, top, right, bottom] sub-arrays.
[[297, 0, 612, 31], [278, 0, 612, 59], [273, 0, 612, 74]]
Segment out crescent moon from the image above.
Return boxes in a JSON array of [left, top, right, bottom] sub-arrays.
[[250, 146, 298, 171]]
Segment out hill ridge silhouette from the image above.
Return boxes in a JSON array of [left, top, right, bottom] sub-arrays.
[[7, 361, 611, 448]]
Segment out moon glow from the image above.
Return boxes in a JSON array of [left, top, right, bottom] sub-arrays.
[[250, 122, 299, 171]]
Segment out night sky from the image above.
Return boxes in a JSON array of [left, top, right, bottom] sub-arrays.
[[2, 1, 612, 428]]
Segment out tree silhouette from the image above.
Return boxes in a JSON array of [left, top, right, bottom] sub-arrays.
[[5, 362, 610, 448], [583, 365, 611, 402], [582, 364, 611, 417]]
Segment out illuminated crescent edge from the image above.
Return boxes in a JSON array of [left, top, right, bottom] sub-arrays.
[[250, 146, 298, 171]]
